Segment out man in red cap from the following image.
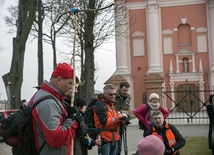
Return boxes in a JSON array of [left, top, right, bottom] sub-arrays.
[[28, 62, 83, 155]]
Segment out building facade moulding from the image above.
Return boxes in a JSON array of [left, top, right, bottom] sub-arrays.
[[126, 0, 206, 10]]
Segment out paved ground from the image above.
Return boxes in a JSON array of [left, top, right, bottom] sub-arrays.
[[0, 118, 210, 155]]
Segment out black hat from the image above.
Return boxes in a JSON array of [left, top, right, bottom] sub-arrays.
[[74, 96, 86, 108]]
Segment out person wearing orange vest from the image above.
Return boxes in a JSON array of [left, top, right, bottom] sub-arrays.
[[93, 84, 128, 155], [145, 111, 185, 155]]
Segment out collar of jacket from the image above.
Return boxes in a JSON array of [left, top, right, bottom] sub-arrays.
[[97, 94, 115, 106], [116, 90, 131, 100]]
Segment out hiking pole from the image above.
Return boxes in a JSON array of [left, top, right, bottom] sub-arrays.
[[98, 135, 102, 155], [120, 121, 129, 155], [123, 128, 128, 155], [70, 1, 78, 155]]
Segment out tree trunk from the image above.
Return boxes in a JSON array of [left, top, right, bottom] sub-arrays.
[[37, 0, 44, 86], [2, 0, 37, 109], [83, 0, 96, 101]]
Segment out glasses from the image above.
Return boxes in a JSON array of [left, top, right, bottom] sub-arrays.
[[106, 93, 116, 96]]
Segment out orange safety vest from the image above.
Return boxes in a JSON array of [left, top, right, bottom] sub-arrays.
[[152, 122, 178, 155]]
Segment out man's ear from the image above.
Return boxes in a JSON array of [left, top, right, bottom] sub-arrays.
[[56, 76, 62, 82]]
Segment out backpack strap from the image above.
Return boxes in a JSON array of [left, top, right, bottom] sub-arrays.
[[31, 95, 59, 110], [144, 104, 151, 117]]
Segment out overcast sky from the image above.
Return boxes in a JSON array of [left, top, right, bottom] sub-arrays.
[[0, 1, 116, 101]]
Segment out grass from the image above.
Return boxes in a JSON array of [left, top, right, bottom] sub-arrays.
[[180, 137, 212, 155]]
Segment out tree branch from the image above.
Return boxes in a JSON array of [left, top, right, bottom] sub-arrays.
[[52, 2, 114, 25]]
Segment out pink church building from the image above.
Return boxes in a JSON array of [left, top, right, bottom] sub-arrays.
[[106, 0, 214, 111]]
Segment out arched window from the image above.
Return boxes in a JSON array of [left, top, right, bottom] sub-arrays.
[[178, 24, 191, 46]]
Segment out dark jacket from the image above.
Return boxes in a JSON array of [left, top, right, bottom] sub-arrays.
[[63, 98, 95, 155], [114, 90, 131, 115], [145, 122, 185, 155]]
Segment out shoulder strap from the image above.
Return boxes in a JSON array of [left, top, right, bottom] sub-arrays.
[[159, 105, 162, 111], [144, 104, 150, 117], [31, 95, 58, 110]]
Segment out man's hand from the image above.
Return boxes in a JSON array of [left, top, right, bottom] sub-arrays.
[[165, 147, 174, 155], [66, 104, 79, 116], [95, 138, 102, 145]]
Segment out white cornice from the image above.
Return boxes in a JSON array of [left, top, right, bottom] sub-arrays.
[[162, 29, 173, 35], [158, 0, 206, 7], [196, 27, 208, 33], [126, 1, 147, 10], [132, 31, 145, 37], [169, 72, 204, 82], [126, 0, 206, 10]]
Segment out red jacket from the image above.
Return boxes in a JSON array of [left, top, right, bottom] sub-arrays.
[[29, 80, 78, 155]]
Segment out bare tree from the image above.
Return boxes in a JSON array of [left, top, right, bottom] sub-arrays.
[[54, 1, 115, 100], [1, 0, 130, 107], [60, 0, 129, 100], [31, 0, 70, 85], [2, 0, 37, 109], [37, 0, 45, 86]]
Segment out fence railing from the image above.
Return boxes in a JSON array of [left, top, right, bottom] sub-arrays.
[[163, 90, 214, 124]]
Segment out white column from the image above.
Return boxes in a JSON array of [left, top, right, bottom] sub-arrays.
[[207, 2, 214, 90], [114, 4, 134, 110], [208, 2, 214, 71], [147, 0, 163, 73], [192, 54, 196, 72], [176, 55, 180, 73], [199, 58, 203, 72], [169, 59, 173, 73], [199, 76, 205, 108], [114, 8, 130, 75], [170, 81, 175, 110]]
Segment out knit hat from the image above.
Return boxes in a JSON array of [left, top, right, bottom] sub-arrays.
[[75, 96, 87, 108], [148, 93, 160, 109], [149, 93, 159, 100], [52, 63, 74, 78], [137, 135, 165, 155]]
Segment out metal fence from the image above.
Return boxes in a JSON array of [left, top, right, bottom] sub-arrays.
[[163, 90, 214, 124]]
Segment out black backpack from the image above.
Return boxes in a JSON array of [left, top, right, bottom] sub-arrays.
[[83, 97, 101, 140], [1, 95, 57, 155]]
